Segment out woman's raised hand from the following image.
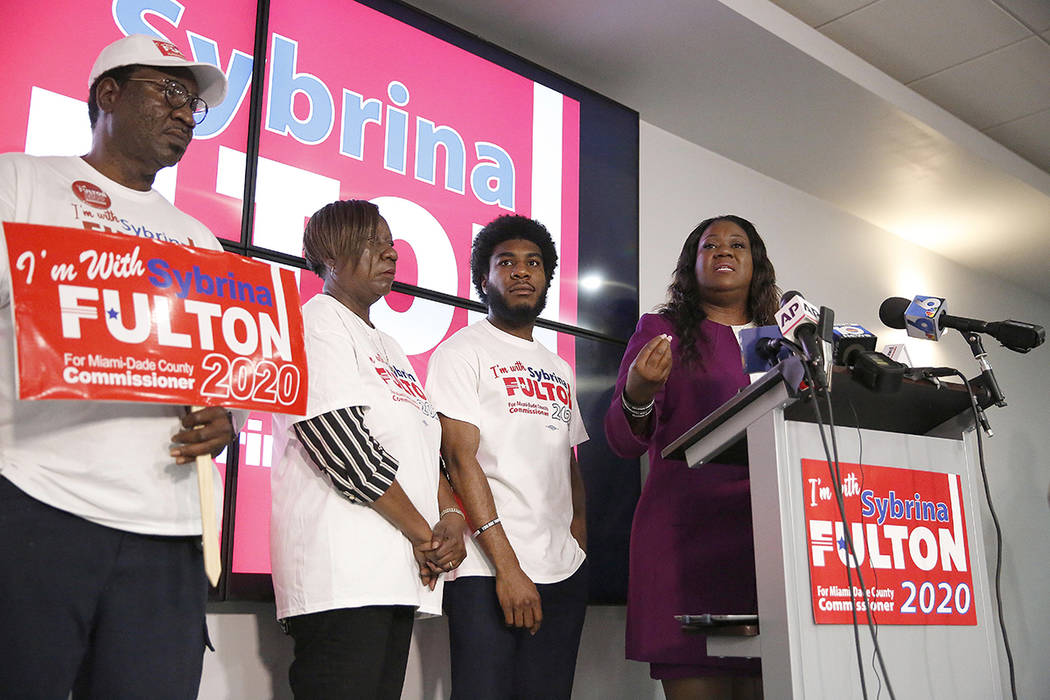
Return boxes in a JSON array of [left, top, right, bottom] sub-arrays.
[[624, 333, 672, 406]]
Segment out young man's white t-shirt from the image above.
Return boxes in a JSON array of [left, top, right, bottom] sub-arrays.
[[270, 294, 443, 619], [426, 319, 588, 584], [0, 153, 225, 535]]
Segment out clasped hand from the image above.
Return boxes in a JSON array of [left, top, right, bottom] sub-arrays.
[[411, 516, 467, 590]]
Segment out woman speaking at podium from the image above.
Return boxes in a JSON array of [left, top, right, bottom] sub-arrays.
[[605, 215, 780, 699]]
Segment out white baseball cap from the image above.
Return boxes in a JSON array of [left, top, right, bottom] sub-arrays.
[[89, 34, 228, 106]]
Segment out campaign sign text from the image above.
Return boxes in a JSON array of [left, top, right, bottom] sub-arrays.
[[802, 459, 976, 625], [4, 222, 307, 414]]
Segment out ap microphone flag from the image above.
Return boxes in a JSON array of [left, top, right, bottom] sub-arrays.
[[776, 291, 820, 344]]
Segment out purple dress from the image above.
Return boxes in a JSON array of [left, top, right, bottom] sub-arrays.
[[604, 313, 760, 677]]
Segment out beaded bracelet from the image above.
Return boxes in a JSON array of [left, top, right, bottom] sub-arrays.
[[440, 507, 465, 519], [472, 517, 501, 538]]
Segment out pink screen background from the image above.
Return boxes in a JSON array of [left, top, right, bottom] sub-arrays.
[[0, 0, 581, 577]]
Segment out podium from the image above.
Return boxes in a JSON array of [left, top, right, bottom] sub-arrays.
[[662, 359, 1003, 699]]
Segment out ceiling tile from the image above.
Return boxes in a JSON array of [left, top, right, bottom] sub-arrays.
[[820, 0, 1031, 83], [994, 0, 1050, 31], [985, 108, 1050, 173], [910, 37, 1050, 129], [769, 0, 875, 27]]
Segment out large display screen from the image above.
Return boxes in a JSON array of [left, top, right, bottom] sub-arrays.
[[1, 0, 639, 601], [0, 0, 257, 242]]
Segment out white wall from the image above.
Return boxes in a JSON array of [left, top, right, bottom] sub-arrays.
[[200, 603, 291, 699], [198, 119, 1050, 699]]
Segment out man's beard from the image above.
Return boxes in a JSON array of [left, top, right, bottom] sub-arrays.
[[487, 284, 548, 326]]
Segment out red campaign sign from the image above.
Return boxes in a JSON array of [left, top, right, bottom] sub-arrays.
[[3, 222, 307, 414], [801, 459, 976, 625]]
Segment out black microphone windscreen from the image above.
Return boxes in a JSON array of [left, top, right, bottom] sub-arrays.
[[879, 297, 910, 329], [988, 320, 1045, 352], [780, 290, 801, 306]]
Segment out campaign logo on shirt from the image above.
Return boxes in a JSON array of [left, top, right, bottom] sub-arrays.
[[65, 189, 191, 245], [490, 360, 572, 427], [71, 181, 111, 209], [373, 358, 436, 419]]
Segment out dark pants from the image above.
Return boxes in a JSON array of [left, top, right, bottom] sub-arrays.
[[444, 562, 588, 700], [284, 605, 416, 700], [0, 475, 209, 700]]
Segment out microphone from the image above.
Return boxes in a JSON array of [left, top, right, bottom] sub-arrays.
[[847, 349, 906, 393], [879, 296, 1045, 353], [828, 323, 905, 392], [755, 337, 784, 364], [879, 294, 1030, 409], [776, 291, 831, 389], [831, 324, 877, 365], [776, 291, 820, 345], [738, 325, 789, 373], [905, 366, 957, 379]]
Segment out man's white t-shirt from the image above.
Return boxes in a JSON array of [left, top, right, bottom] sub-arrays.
[[270, 294, 443, 618], [0, 153, 225, 535], [426, 319, 588, 584]]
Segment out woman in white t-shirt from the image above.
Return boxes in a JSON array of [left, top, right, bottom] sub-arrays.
[[270, 200, 465, 700]]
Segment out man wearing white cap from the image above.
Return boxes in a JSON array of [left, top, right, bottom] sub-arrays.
[[0, 35, 235, 699]]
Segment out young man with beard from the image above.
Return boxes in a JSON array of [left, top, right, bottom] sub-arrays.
[[0, 35, 235, 698], [426, 215, 589, 699]]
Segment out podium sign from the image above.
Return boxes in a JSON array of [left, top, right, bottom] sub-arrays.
[[4, 222, 307, 414], [667, 364, 1003, 698], [801, 459, 976, 625]]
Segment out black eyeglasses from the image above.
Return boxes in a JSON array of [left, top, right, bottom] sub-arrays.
[[126, 78, 209, 124]]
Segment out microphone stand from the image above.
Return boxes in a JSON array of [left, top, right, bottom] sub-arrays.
[[963, 332, 1004, 437]]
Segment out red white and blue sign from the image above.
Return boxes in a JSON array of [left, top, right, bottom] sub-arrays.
[[801, 459, 977, 625], [3, 222, 307, 414]]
